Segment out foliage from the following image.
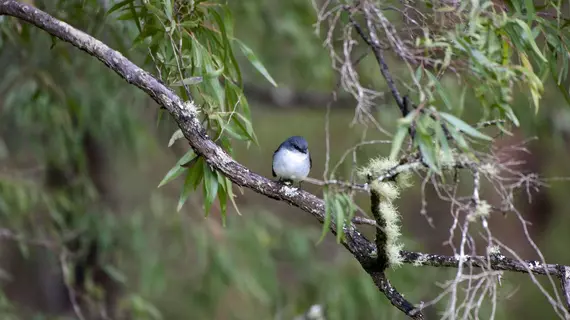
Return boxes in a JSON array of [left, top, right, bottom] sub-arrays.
[[317, 0, 570, 174], [106, 0, 280, 223]]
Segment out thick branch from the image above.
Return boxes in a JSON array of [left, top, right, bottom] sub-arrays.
[[0, 0, 379, 282]]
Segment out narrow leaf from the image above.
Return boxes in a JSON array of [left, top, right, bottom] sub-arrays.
[[234, 39, 277, 87], [318, 192, 333, 244], [203, 165, 219, 215], [389, 123, 409, 161], [157, 150, 195, 188], [334, 197, 345, 243], [440, 112, 493, 141]]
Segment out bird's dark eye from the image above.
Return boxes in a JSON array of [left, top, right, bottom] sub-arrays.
[[293, 145, 306, 153]]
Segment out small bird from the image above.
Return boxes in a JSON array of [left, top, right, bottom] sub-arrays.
[[272, 136, 312, 185]]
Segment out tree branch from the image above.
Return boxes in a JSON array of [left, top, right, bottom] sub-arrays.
[[2, 1, 570, 318], [559, 266, 570, 313], [345, 7, 409, 118], [0, 0, 380, 284]]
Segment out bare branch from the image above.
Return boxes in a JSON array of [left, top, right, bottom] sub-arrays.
[[346, 9, 409, 117], [560, 266, 570, 313]]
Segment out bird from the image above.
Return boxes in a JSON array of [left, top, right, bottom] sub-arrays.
[[272, 136, 312, 186]]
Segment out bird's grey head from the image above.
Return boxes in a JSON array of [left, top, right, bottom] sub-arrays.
[[281, 136, 309, 154]]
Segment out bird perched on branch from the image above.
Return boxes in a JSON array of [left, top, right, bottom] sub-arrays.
[[272, 136, 312, 186]]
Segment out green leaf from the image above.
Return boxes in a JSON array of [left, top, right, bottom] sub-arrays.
[[106, 0, 133, 16], [389, 121, 409, 161], [145, 2, 168, 20], [457, 86, 467, 116], [426, 71, 453, 110], [435, 122, 453, 164], [417, 133, 440, 174], [128, 1, 142, 32], [547, 51, 570, 106], [224, 177, 242, 216], [162, 0, 173, 21], [171, 76, 203, 87], [234, 39, 277, 87], [447, 125, 471, 153], [334, 197, 345, 243], [203, 164, 219, 216], [523, 0, 536, 21], [318, 191, 333, 244], [439, 112, 493, 141], [512, 19, 547, 62], [157, 150, 195, 188], [414, 65, 423, 83], [177, 157, 204, 211], [216, 172, 228, 219]]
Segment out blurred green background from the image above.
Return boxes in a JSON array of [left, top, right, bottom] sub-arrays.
[[1, 0, 570, 319]]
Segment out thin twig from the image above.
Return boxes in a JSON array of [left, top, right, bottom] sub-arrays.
[[60, 250, 86, 320], [559, 265, 570, 313], [345, 8, 408, 117]]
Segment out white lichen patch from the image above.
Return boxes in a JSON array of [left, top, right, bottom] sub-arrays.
[[412, 254, 429, 267], [183, 100, 199, 114], [468, 200, 491, 221], [280, 185, 298, 196], [487, 245, 501, 256], [479, 163, 499, 176]]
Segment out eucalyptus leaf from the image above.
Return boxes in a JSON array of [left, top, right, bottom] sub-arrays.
[[157, 150, 195, 188], [439, 112, 493, 141], [234, 39, 278, 87]]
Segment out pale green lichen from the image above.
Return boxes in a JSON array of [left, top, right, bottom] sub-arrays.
[[358, 157, 398, 178], [479, 163, 499, 176], [371, 180, 400, 201], [487, 245, 501, 256], [362, 157, 418, 269], [395, 170, 413, 189], [386, 241, 404, 267], [468, 200, 491, 221]]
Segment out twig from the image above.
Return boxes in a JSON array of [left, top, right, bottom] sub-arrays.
[[368, 271, 424, 319], [400, 250, 569, 277], [303, 176, 369, 192], [0, 228, 58, 248], [345, 8, 408, 117], [60, 250, 86, 320], [351, 216, 377, 226], [560, 266, 570, 313]]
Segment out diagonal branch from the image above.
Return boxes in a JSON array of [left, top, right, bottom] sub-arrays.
[[0, 0, 375, 291], [559, 266, 570, 313]]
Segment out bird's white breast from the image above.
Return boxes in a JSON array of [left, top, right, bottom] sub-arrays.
[[273, 148, 310, 181]]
